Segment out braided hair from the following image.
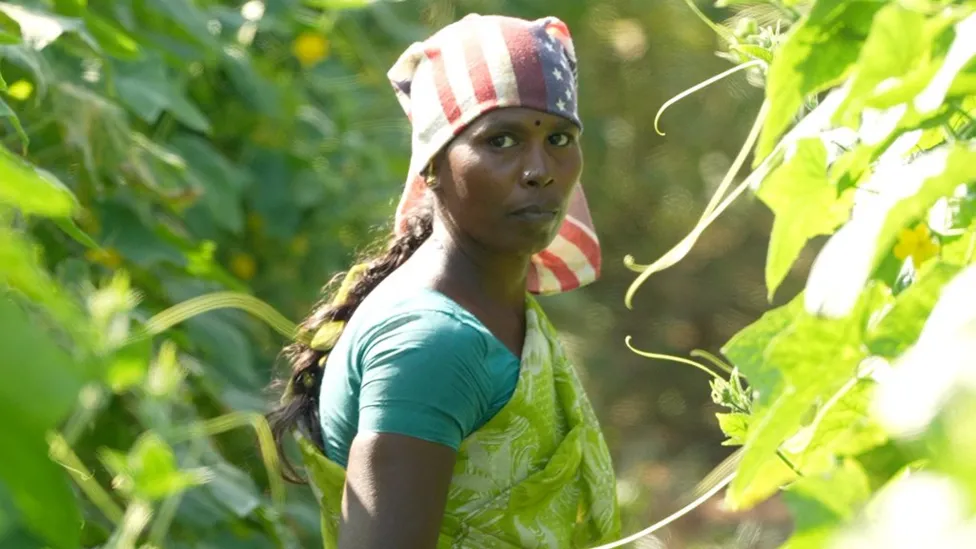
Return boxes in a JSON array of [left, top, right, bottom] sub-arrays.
[[268, 200, 434, 482]]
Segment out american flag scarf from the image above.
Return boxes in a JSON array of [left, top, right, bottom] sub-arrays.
[[387, 13, 601, 295]]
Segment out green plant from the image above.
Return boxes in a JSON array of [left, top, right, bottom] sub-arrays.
[[616, 0, 976, 546], [0, 0, 412, 547]]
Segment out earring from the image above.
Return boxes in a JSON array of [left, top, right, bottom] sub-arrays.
[[423, 163, 438, 189]]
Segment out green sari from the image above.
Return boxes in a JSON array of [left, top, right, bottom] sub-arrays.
[[299, 296, 621, 548]]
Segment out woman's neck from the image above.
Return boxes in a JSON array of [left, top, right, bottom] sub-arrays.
[[415, 219, 529, 309]]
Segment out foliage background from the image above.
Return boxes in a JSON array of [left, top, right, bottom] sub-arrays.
[[4, 0, 974, 548]]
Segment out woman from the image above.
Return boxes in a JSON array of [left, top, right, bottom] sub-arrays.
[[269, 13, 620, 549]]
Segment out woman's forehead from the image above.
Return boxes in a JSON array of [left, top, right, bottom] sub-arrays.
[[468, 107, 577, 130]]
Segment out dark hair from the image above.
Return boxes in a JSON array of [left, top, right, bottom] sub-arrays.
[[268, 201, 434, 482]]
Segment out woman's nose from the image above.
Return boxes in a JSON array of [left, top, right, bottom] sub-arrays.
[[519, 146, 555, 188]]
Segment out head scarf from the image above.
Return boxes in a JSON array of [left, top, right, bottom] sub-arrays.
[[387, 13, 601, 295]]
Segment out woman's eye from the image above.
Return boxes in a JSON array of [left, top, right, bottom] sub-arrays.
[[549, 133, 575, 147], [488, 135, 517, 148]]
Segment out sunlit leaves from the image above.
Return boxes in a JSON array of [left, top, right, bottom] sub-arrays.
[[723, 289, 878, 508], [757, 138, 854, 300], [868, 261, 962, 357], [756, 0, 883, 161], [114, 57, 211, 133], [0, 145, 74, 217], [833, 4, 929, 128], [780, 459, 871, 549], [805, 143, 976, 318]]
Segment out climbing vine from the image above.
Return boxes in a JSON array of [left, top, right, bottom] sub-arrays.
[[622, 0, 976, 546]]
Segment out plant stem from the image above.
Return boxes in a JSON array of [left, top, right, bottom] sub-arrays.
[[625, 336, 724, 380], [48, 431, 124, 525], [169, 412, 286, 510], [776, 450, 803, 476], [589, 472, 737, 549]]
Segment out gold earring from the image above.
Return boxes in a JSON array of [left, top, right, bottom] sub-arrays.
[[424, 164, 438, 189]]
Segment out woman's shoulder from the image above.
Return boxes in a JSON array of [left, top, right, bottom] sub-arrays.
[[348, 282, 491, 355]]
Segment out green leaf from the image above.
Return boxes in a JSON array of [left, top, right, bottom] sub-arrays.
[[143, 0, 219, 49], [808, 144, 976, 318], [780, 459, 871, 549], [756, 0, 883, 162], [169, 135, 249, 233], [0, 95, 27, 152], [833, 4, 928, 127], [0, 146, 75, 217], [53, 0, 86, 17], [107, 337, 151, 393], [785, 376, 888, 470], [0, 429, 80, 549], [868, 261, 962, 356], [875, 144, 976, 269], [0, 297, 83, 549], [53, 217, 99, 250], [731, 43, 774, 64], [102, 433, 206, 501], [0, 18, 19, 45], [115, 59, 211, 132], [721, 294, 805, 400], [0, 229, 85, 331], [758, 138, 854, 300], [205, 460, 262, 517], [716, 412, 749, 446], [727, 291, 872, 508], [94, 201, 185, 267], [83, 13, 140, 60], [304, 0, 379, 8]]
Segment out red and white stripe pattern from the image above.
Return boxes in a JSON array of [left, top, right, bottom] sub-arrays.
[[388, 14, 600, 295]]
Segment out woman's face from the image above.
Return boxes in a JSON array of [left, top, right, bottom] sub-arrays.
[[432, 107, 583, 257]]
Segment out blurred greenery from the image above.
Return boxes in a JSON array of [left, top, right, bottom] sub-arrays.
[[1, 0, 974, 548]]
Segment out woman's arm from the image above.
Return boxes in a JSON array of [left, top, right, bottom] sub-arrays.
[[339, 431, 458, 549]]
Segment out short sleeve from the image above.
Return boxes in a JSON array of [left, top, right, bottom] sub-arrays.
[[357, 310, 493, 450]]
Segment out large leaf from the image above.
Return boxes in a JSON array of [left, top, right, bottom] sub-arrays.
[[756, 0, 883, 161], [0, 145, 75, 217], [727, 290, 874, 508], [867, 261, 962, 357], [874, 144, 976, 271], [833, 4, 929, 127], [757, 138, 854, 300], [721, 293, 805, 402], [780, 459, 871, 549], [784, 375, 888, 473], [806, 143, 976, 318], [143, 0, 219, 49], [874, 264, 976, 438], [0, 297, 83, 549], [83, 13, 140, 60], [114, 57, 210, 132], [93, 201, 185, 267], [169, 135, 250, 234], [0, 229, 85, 331]]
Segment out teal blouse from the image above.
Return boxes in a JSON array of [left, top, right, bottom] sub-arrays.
[[318, 281, 520, 468]]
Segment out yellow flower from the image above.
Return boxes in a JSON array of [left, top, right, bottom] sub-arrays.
[[6, 80, 33, 101], [230, 253, 257, 281], [893, 223, 940, 266], [292, 32, 329, 68]]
